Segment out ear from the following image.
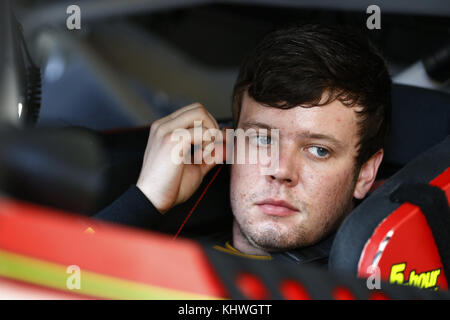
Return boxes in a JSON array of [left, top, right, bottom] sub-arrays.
[[353, 149, 384, 199]]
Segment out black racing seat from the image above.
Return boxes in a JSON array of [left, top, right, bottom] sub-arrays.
[[326, 85, 450, 291], [378, 84, 450, 179]]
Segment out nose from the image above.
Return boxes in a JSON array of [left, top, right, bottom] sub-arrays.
[[265, 142, 299, 187]]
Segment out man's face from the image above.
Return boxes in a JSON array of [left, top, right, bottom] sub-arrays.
[[229, 91, 361, 252]]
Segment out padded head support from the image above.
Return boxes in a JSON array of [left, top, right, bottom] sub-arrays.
[[329, 137, 450, 290], [379, 84, 450, 178]]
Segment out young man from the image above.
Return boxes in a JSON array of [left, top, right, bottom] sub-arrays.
[[95, 24, 391, 265]]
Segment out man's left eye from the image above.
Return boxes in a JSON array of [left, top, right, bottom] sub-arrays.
[[307, 146, 330, 158]]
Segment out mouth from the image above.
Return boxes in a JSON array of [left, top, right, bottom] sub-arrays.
[[255, 199, 299, 217]]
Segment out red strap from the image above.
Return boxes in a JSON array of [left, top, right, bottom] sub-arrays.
[[173, 165, 224, 240]]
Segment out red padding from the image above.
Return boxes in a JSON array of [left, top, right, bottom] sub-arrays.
[[0, 199, 226, 297], [358, 168, 450, 290]]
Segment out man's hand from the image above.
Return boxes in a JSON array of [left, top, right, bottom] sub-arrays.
[[136, 103, 224, 213]]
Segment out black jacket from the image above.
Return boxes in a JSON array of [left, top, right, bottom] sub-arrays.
[[94, 164, 334, 266]]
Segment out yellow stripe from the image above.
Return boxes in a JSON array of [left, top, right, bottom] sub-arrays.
[[225, 242, 241, 253], [0, 249, 220, 300], [213, 243, 272, 260]]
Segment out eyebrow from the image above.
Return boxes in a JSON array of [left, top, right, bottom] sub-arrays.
[[298, 132, 344, 149], [240, 120, 345, 149], [240, 121, 274, 131]]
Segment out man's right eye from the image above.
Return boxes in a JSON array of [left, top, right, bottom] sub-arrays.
[[253, 135, 272, 146]]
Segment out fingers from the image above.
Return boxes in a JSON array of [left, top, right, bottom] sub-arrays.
[[151, 103, 219, 140], [144, 103, 223, 168], [168, 131, 224, 171], [157, 102, 202, 125], [174, 127, 225, 165], [167, 104, 218, 131]]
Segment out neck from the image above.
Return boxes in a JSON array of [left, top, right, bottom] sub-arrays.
[[232, 220, 270, 256]]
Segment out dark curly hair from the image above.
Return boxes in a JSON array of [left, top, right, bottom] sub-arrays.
[[232, 24, 392, 167]]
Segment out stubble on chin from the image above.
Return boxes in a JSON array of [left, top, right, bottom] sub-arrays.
[[231, 186, 355, 252], [241, 216, 309, 251], [231, 198, 310, 252]]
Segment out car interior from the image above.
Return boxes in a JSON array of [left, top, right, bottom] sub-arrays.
[[0, 0, 448, 299]]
